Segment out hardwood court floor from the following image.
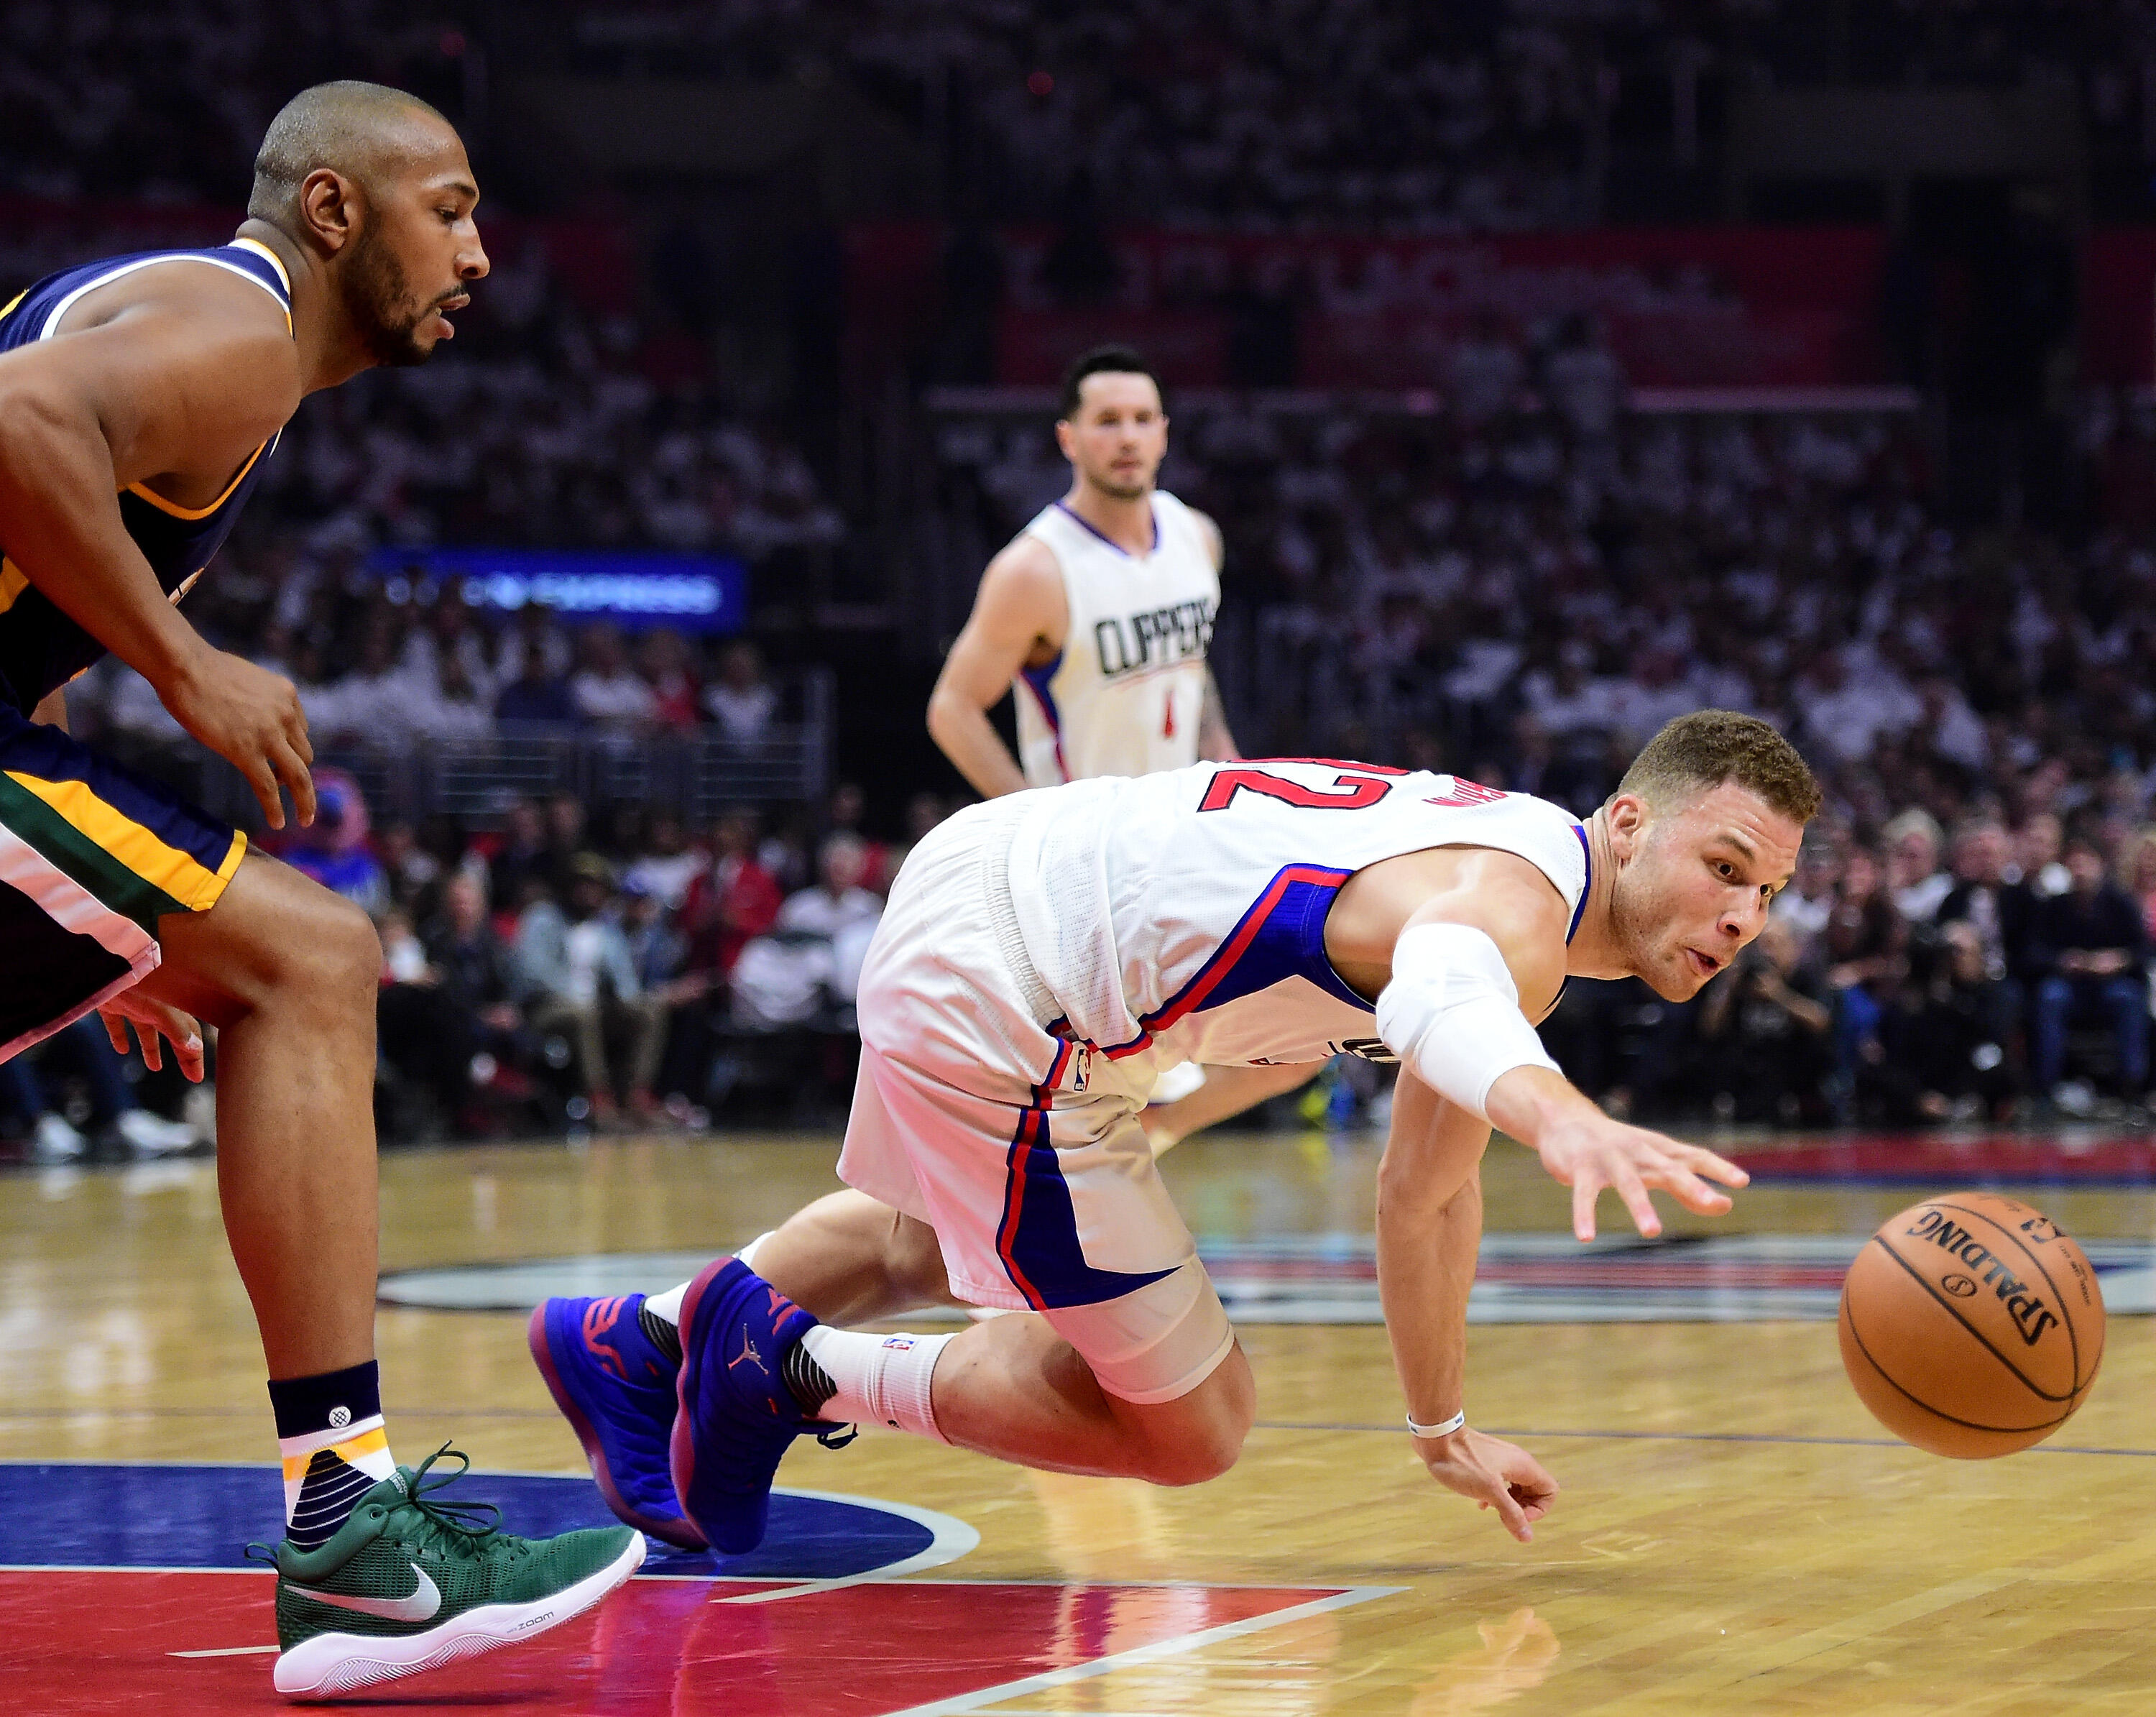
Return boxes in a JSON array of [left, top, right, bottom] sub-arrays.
[[4, 1126, 2155, 1713]]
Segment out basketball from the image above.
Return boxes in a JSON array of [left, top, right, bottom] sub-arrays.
[[1838, 1192, 2105, 1458]]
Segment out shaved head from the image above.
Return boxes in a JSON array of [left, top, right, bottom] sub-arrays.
[[244, 80, 484, 370], [248, 81, 454, 230]]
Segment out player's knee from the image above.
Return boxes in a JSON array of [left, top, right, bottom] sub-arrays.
[[1133, 1397, 1251, 1487], [282, 893, 381, 1009]]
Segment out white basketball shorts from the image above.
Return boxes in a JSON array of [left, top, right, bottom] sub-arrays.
[[837, 797, 1234, 1403]]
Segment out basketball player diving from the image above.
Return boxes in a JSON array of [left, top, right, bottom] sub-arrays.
[[926, 344, 1312, 1147], [0, 82, 640, 1695], [533, 711, 1820, 1556]]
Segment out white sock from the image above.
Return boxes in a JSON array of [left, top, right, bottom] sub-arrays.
[[644, 1233, 775, 1327], [798, 1327, 953, 1442], [645, 1281, 689, 1325]]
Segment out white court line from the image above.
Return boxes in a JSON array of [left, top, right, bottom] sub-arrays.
[[875, 1585, 1404, 1717], [709, 1488, 980, 1604], [170, 1644, 279, 1658]]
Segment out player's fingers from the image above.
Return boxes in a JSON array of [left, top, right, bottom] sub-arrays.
[[272, 738, 316, 829], [1570, 1172, 1599, 1242], [137, 1021, 162, 1072], [1676, 1141, 1749, 1187], [101, 1011, 131, 1058], [1611, 1159, 1659, 1237], [1483, 1475, 1532, 1542], [1650, 1160, 1732, 1215], [244, 754, 285, 830]]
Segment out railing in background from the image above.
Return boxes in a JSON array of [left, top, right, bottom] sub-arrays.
[[103, 671, 832, 834]]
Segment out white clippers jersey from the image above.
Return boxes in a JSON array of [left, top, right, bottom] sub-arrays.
[[1010, 489, 1221, 788], [1002, 759, 1590, 1072]]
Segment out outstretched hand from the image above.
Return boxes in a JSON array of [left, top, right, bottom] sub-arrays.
[[1533, 1114, 1749, 1240], [1415, 1427, 1557, 1543], [97, 990, 206, 1082]]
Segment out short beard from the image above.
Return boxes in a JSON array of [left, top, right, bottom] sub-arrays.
[[1088, 471, 1152, 503], [340, 221, 433, 367]]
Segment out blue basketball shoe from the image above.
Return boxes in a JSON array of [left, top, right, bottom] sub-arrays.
[[670, 1257, 834, 1555], [528, 1293, 707, 1552]]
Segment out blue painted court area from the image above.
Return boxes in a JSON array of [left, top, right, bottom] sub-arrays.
[[0, 1465, 934, 1578]]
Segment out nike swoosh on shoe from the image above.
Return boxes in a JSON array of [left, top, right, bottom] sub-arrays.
[[286, 1562, 443, 1622]]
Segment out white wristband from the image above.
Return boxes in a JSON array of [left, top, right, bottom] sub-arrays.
[[1406, 1409, 1466, 1440]]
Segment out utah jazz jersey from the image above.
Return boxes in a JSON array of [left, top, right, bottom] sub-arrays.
[[0, 236, 292, 712]]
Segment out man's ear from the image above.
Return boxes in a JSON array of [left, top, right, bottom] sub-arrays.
[[298, 167, 361, 257], [1606, 793, 1648, 862]]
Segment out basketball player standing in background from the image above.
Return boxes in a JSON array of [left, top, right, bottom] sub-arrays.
[[925, 345, 1309, 1141], [927, 344, 1235, 798]]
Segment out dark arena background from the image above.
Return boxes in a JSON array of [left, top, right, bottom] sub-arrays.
[[4, 5, 2155, 1713]]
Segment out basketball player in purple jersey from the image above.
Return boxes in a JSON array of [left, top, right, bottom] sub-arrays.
[[0, 82, 638, 1694]]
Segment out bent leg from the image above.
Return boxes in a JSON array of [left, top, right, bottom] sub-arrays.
[[751, 1189, 961, 1326], [929, 1264, 1254, 1486], [137, 852, 382, 1378]]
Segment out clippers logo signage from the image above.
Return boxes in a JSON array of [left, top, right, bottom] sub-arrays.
[[1093, 595, 1215, 680]]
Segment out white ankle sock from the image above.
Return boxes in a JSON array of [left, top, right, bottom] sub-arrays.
[[798, 1327, 953, 1442], [644, 1233, 775, 1328], [645, 1281, 689, 1325]]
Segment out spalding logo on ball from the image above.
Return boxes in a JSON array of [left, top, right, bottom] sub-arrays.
[[1838, 1190, 2105, 1458]]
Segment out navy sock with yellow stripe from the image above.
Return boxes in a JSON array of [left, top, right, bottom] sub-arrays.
[[269, 1362, 398, 1552]]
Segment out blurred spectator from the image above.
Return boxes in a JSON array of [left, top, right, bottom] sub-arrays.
[[1695, 919, 1833, 1126], [1884, 809, 1952, 924], [2014, 812, 2072, 898], [679, 808, 785, 980], [376, 820, 441, 916], [639, 628, 703, 729], [284, 770, 389, 918], [494, 602, 573, 686], [1936, 819, 2031, 990], [0, 1016, 201, 1161], [1822, 848, 1907, 1115], [2028, 839, 2150, 1106], [488, 798, 553, 916], [2127, 825, 2156, 942], [625, 809, 704, 909], [703, 641, 777, 741], [494, 639, 580, 724], [512, 854, 668, 1126], [570, 622, 659, 730], [775, 833, 885, 1001], [1876, 923, 2017, 1124]]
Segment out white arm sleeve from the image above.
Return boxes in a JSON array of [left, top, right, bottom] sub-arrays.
[[1374, 921, 1562, 1123]]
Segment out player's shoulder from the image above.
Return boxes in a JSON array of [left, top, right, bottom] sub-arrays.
[[982, 525, 1065, 593], [1152, 490, 1222, 573], [972, 528, 1068, 632]]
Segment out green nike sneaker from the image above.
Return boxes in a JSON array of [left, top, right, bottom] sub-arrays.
[[257, 1445, 645, 1698]]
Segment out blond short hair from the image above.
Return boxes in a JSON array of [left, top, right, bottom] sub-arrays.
[[1615, 709, 1823, 825]]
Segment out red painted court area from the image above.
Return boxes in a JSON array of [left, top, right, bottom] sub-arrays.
[[0, 1570, 1345, 1715]]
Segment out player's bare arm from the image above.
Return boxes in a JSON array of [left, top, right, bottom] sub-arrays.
[[1187, 508, 1240, 760], [926, 533, 1069, 797], [1375, 1068, 1556, 1542], [0, 272, 315, 825], [1141, 1059, 1314, 1154], [1330, 841, 1751, 1240]]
